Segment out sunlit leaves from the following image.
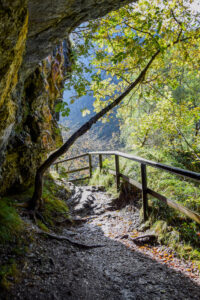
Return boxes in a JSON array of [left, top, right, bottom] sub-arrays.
[[81, 108, 91, 117], [55, 102, 70, 117], [64, 0, 200, 162]]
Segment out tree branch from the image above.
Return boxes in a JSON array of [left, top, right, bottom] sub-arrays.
[[29, 50, 160, 209], [175, 125, 200, 161]]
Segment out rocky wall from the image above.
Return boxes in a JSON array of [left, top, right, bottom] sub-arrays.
[[0, 39, 72, 194]]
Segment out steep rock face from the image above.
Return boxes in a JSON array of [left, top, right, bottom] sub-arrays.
[[0, 0, 135, 194], [25, 0, 134, 73], [0, 40, 72, 193], [0, 1, 28, 150]]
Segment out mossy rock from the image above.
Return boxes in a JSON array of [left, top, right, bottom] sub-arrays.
[[166, 230, 180, 245], [152, 220, 168, 235], [151, 220, 169, 243], [189, 249, 200, 260], [138, 220, 151, 232]]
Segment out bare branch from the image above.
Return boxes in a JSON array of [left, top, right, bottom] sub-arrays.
[[175, 125, 200, 161]]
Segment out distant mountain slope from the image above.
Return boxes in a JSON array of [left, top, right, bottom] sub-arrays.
[[61, 86, 121, 142]]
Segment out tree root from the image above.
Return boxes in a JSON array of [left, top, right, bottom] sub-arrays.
[[129, 234, 157, 244], [21, 209, 38, 223], [14, 202, 29, 208], [35, 211, 49, 227], [55, 216, 89, 225], [21, 209, 50, 228], [36, 229, 106, 249], [130, 234, 156, 241]]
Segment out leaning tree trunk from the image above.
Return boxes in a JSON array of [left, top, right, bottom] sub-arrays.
[[29, 51, 160, 210]]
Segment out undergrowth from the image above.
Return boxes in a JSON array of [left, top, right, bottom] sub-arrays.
[[90, 168, 118, 197], [148, 200, 200, 269]]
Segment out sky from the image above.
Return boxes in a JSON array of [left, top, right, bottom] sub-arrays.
[[191, 0, 200, 12]]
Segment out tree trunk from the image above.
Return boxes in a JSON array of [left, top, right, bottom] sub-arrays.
[[29, 51, 160, 210]]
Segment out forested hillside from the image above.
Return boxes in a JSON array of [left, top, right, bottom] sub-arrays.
[[61, 57, 121, 147]]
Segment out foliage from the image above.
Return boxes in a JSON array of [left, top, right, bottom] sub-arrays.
[[64, 0, 200, 167], [99, 148, 200, 213], [59, 122, 122, 181], [55, 101, 70, 117], [67, 0, 200, 108], [118, 66, 200, 167], [0, 199, 28, 291]]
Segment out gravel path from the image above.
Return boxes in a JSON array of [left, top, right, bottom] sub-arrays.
[[5, 184, 200, 300]]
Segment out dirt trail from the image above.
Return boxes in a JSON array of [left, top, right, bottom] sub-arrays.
[[6, 184, 200, 300]]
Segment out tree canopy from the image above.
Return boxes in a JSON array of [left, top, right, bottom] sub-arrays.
[[64, 0, 200, 165]]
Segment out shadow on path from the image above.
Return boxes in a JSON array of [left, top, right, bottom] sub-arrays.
[[8, 220, 200, 300]]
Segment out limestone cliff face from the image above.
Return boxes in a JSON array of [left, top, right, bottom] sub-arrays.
[[0, 40, 72, 193], [0, 1, 28, 151], [0, 0, 134, 194]]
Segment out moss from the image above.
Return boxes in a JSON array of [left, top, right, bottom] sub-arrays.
[[0, 12, 28, 109], [149, 216, 200, 267], [152, 220, 168, 243], [1, 152, 19, 195], [196, 261, 200, 272], [152, 220, 168, 235], [39, 175, 70, 226], [189, 249, 200, 261], [0, 262, 20, 291], [37, 220, 49, 232], [0, 197, 23, 244]]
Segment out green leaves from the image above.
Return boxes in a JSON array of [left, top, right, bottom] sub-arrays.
[[111, 52, 127, 64], [157, 21, 162, 34], [65, 0, 200, 162], [55, 102, 70, 117]]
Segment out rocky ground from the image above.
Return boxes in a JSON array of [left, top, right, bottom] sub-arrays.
[[3, 184, 200, 300]]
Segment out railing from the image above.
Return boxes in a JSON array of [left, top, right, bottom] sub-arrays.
[[54, 151, 200, 224]]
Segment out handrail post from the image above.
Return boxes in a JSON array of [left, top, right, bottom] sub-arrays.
[[88, 154, 92, 178], [141, 163, 148, 221], [115, 154, 120, 192], [99, 154, 103, 171]]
